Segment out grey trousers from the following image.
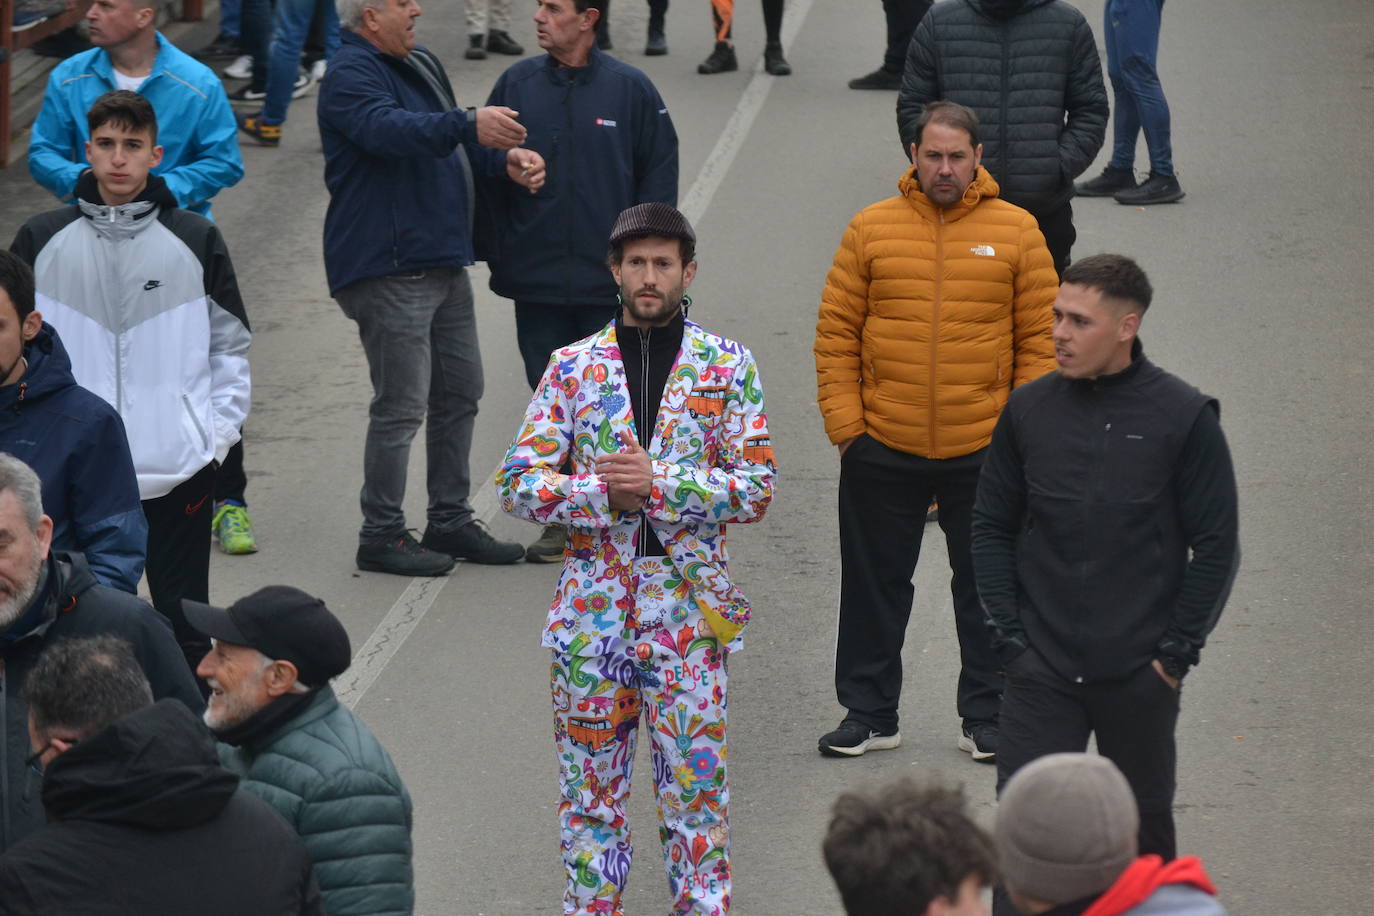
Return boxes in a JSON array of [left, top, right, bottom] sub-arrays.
[[336, 268, 482, 544]]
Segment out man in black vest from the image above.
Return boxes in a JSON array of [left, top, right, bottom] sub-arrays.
[[971, 254, 1239, 863]]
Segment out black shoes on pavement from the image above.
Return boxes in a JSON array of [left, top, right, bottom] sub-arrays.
[[763, 43, 790, 76], [421, 519, 524, 565], [1114, 171, 1185, 205], [1075, 166, 1138, 197], [645, 26, 667, 56], [818, 719, 902, 758], [848, 67, 902, 90], [958, 723, 999, 764], [486, 30, 523, 55], [357, 531, 455, 577], [698, 41, 737, 74]]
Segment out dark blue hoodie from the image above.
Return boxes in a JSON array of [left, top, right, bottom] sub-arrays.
[[481, 45, 678, 307], [0, 323, 146, 593]]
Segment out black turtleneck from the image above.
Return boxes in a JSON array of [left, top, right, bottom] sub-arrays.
[[614, 307, 685, 556], [214, 689, 319, 748]]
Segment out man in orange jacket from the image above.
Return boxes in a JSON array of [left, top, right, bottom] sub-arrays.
[[814, 100, 1056, 761]]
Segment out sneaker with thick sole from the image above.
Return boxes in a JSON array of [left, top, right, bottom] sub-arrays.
[[848, 67, 901, 90], [290, 69, 314, 99], [212, 502, 259, 554], [309, 58, 327, 83], [223, 54, 253, 80], [644, 26, 667, 55], [958, 724, 998, 763], [1114, 171, 1185, 205], [698, 41, 737, 74], [1076, 166, 1138, 197], [525, 522, 567, 563], [465, 34, 487, 60], [226, 84, 267, 104], [763, 42, 790, 76], [236, 111, 281, 147], [486, 29, 523, 55], [357, 530, 455, 576], [421, 519, 524, 565], [819, 719, 901, 758]]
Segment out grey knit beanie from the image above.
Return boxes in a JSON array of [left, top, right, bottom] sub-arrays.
[[608, 203, 696, 250], [995, 753, 1139, 905]]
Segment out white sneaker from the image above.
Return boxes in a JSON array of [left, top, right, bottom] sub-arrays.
[[223, 54, 253, 80], [291, 69, 314, 99], [309, 58, 327, 82]]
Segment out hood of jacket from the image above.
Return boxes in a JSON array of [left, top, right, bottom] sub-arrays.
[[1082, 856, 1219, 916], [74, 171, 177, 242], [1, 323, 77, 415], [897, 164, 1002, 221], [40, 699, 238, 830], [3, 552, 96, 649], [969, 0, 1055, 19]]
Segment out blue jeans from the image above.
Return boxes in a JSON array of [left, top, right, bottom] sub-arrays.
[[1105, 0, 1173, 176], [513, 301, 617, 390], [336, 269, 484, 543], [261, 0, 338, 124], [221, 0, 241, 38]]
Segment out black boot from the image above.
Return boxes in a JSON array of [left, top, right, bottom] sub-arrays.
[[486, 29, 524, 55], [848, 67, 901, 90], [465, 33, 487, 60], [645, 2, 667, 55], [764, 42, 790, 75], [698, 41, 738, 74], [1076, 166, 1137, 197], [1114, 171, 1185, 205]]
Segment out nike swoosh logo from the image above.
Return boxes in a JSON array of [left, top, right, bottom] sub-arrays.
[[185, 494, 209, 516]]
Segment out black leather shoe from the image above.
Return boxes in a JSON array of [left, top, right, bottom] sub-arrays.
[[465, 34, 487, 60], [848, 67, 901, 90], [486, 29, 523, 55], [1114, 171, 1185, 205], [1076, 166, 1137, 197], [763, 42, 790, 76], [644, 26, 667, 55], [422, 520, 524, 565], [357, 531, 455, 576], [698, 41, 738, 74]]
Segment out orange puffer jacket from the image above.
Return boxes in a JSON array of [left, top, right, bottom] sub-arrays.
[[815, 165, 1057, 459]]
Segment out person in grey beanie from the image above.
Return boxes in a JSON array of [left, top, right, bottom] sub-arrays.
[[996, 753, 1226, 916]]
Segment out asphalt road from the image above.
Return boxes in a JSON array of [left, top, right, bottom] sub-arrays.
[[1, 0, 1372, 912]]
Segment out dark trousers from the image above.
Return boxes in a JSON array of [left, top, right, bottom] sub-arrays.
[[1105, 0, 1173, 175], [214, 437, 247, 505], [514, 301, 617, 391], [882, 0, 933, 74], [834, 436, 1001, 732], [142, 463, 215, 679], [1035, 201, 1077, 280], [997, 646, 1180, 858]]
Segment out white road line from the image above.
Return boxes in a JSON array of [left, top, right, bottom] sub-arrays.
[[341, 1, 815, 709]]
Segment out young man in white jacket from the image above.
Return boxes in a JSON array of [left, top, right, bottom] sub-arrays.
[[10, 90, 251, 682]]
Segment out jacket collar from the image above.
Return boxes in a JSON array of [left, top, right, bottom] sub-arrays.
[[225, 686, 340, 752], [594, 317, 714, 457], [75, 172, 176, 241], [90, 31, 172, 85], [2, 323, 75, 412], [542, 43, 603, 85], [898, 164, 1001, 223], [1067, 338, 1148, 390]]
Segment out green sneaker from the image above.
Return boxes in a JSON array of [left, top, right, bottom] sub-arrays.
[[213, 502, 259, 554]]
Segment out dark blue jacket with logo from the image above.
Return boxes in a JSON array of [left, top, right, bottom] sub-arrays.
[[482, 46, 678, 307], [0, 323, 145, 593], [318, 31, 506, 296]]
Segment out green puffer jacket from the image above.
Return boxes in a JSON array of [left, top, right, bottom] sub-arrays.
[[217, 688, 414, 916]]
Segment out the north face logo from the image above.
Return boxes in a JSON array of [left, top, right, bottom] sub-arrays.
[[143, 280, 162, 290], [970, 245, 996, 257]]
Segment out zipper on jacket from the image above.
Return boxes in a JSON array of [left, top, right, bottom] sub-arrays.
[[636, 325, 652, 558], [182, 393, 211, 452], [930, 211, 944, 454]]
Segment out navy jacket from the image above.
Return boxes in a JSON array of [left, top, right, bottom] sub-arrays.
[[0, 323, 145, 592], [482, 46, 678, 306], [318, 31, 505, 296]]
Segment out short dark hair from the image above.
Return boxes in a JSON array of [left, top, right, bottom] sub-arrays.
[[573, 0, 606, 15], [0, 250, 36, 322], [913, 100, 980, 149], [24, 636, 153, 740], [86, 90, 159, 144], [1061, 253, 1153, 314], [823, 777, 997, 915], [607, 234, 695, 267]]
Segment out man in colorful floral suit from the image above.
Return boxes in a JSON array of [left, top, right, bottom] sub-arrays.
[[498, 203, 776, 915]]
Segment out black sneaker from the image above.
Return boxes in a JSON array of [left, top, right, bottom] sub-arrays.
[[357, 530, 455, 576], [422, 519, 524, 565], [819, 719, 901, 758], [698, 41, 738, 74], [644, 26, 667, 56], [1076, 166, 1138, 197], [1114, 171, 1185, 205], [486, 29, 523, 55], [848, 67, 902, 90], [763, 42, 790, 76], [525, 522, 567, 563], [465, 34, 487, 60], [195, 32, 241, 59], [958, 723, 998, 763], [226, 84, 267, 104]]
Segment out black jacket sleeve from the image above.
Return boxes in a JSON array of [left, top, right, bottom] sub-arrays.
[[1058, 17, 1109, 181], [896, 14, 940, 154], [1156, 405, 1240, 678], [971, 407, 1031, 664]]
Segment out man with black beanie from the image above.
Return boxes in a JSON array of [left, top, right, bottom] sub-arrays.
[[498, 203, 776, 914], [186, 586, 414, 916]]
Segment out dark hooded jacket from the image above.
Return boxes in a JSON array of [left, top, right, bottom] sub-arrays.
[[0, 322, 146, 593], [0, 700, 322, 914], [897, 0, 1108, 218], [0, 552, 203, 852]]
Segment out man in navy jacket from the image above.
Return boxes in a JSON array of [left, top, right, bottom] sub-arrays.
[[482, 0, 677, 562], [319, 0, 545, 576]]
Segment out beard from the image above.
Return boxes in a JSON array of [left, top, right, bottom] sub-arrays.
[[0, 548, 44, 633], [620, 281, 685, 327], [203, 672, 266, 732]]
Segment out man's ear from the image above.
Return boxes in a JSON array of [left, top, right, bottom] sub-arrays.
[[1119, 309, 1141, 342], [135, 5, 155, 28], [909, 142, 918, 163], [682, 259, 697, 289], [21, 311, 42, 342], [263, 660, 303, 697]]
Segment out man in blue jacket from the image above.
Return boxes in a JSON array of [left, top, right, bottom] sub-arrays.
[[27, 0, 243, 219], [0, 252, 145, 594], [483, 0, 678, 562], [320, 0, 545, 576]]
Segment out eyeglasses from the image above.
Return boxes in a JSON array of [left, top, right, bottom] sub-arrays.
[[25, 739, 77, 776]]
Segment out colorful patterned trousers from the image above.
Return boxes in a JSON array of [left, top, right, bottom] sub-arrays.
[[551, 558, 731, 915]]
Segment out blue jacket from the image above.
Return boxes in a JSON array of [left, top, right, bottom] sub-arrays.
[[318, 31, 506, 296], [482, 46, 678, 306], [0, 323, 145, 593], [27, 32, 244, 219]]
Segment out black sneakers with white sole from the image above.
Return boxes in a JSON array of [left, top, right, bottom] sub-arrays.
[[818, 719, 901, 757]]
